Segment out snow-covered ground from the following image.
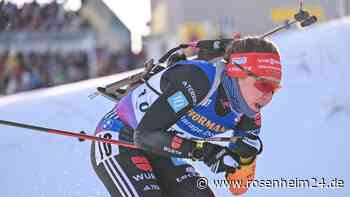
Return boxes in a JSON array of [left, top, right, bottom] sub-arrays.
[[1, 18, 349, 197]]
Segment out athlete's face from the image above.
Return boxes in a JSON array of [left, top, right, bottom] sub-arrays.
[[238, 76, 274, 112]]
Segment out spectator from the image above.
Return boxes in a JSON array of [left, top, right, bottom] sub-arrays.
[[0, 1, 90, 32]]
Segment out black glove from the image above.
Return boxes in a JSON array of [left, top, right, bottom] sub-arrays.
[[192, 142, 241, 174], [233, 134, 263, 162]]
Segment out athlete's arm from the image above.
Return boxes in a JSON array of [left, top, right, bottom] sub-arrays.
[[226, 115, 263, 196], [134, 62, 210, 158]]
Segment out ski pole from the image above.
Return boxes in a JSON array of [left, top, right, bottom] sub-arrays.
[[0, 119, 244, 148], [0, 120, 139, 149], [190, 136, 242, 143]]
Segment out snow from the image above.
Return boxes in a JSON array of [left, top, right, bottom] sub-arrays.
[[1, 18, 350, 196]]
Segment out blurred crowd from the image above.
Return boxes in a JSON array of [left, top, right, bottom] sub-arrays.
[[0, 50, 87, 94], [0, 1, 146, 96], [0, 49, 145, 95], [0, 0, 90, 32]]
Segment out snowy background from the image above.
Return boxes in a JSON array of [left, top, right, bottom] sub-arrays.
[[0, 18, 349, 196]]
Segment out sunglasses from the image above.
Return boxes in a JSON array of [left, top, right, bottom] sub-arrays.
[[233, 62, 281, 94]]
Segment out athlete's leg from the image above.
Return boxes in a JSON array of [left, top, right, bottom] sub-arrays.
[[90, 110, 163, 197], [149, 156, 216, 197]]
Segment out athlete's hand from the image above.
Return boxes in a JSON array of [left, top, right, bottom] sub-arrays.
[[234, 133, 263, 160], [200, 143, 241, 174]]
